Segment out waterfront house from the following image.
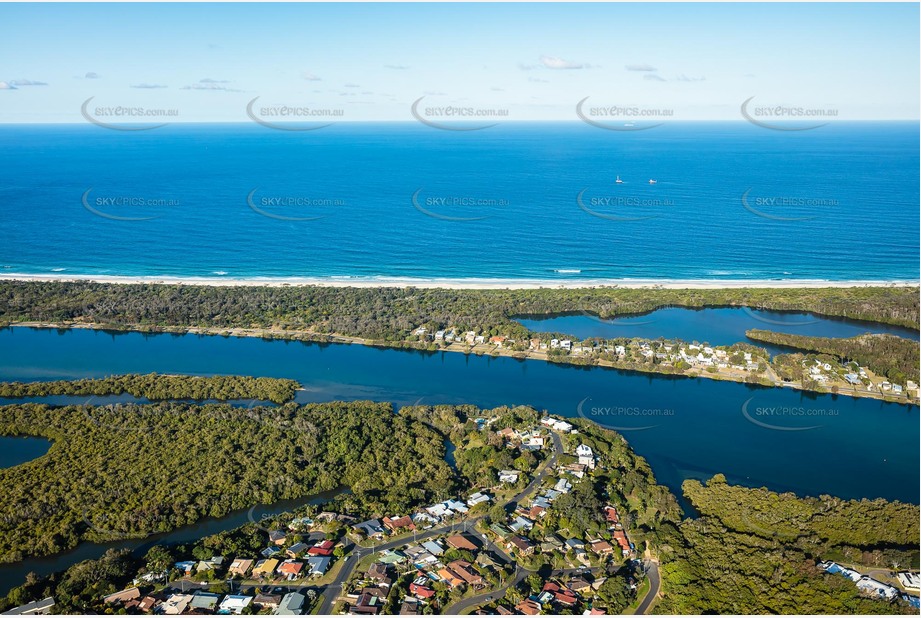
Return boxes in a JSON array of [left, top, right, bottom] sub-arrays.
[[576, 444, 595, 469], [102, 588, 141, 605], [269, 530, 287, 545], [0, 598, 56, 616]]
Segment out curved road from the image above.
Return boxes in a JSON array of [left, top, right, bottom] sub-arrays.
[[633, 560, 660, 615], [316, 431, 563, 615]]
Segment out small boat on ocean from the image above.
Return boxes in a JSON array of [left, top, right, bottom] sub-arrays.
[[648, 179, 657, 185], [615, 175, 624, 184]]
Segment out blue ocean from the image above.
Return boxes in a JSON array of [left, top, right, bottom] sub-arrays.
[[0, 121, 918, 281]]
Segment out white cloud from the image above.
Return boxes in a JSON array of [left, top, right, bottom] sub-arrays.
[[625, 64, 657, 72], [540, 55, 586, 70]]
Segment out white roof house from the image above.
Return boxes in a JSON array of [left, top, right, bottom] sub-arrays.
[[218, 595, 254, 615], [856, 576, 900, 600], [897, 572, 921, 590]]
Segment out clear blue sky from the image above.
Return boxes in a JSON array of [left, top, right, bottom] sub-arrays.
[[1, 2, 918, 122]]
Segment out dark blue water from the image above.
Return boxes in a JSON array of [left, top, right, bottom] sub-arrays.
[[0, 122, 917, 281], [0, 326, 916, 507], [516, 307, 920, 354], [0, 436, 51, 469]]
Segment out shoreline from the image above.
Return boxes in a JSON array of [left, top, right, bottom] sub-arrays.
[[1, 273, 918, 290]]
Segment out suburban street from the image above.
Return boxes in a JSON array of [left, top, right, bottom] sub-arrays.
[[315, 430, 563, 614], [633, 560, 661, 615]]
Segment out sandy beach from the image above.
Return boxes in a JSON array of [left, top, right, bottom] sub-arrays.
[[0, 273, 917, 290]]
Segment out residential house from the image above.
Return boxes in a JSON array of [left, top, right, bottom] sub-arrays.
[[368, 563, 391, 582], [253, 594, 282, 609], [228, 558, 254, 577], [603, 506, 620, 525], [409, 579, 435, 599], [510, 515, 534, 532], [498, 470, 520, 484], [161, 594, 194, 616], [445, 534, 478, 551], [507, 535, 535, 556], [189, 592, 221, 612], [448, 560, 486, 588], [590, 540, 614, 555], [554, 478, 572, 493], [399, 599, 421, 615], [218, 595, 254, 615], [277, 559, 305, 579], [252, 559, 281, 578], [383, 515, 416, 533], [269, 530, 287, 546], [422, 540, 445, 556], [275, 592, 305, 615], [102, 588, 141, 605], [308, 540, 336, 556], [286, 542, 310, 558], [0, 598, 56, 616], [576, 444, 595, 469], [355, 519, 387, 538], [856, 576, 900, 600], [515, 599, 542, 615], [612, 530, 631, 554], [467, 492, 491, 507], [307, 555, 332, 576], [437, 567, 466, 588]]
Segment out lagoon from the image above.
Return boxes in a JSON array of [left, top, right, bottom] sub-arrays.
[[516, 307, 919, 355]]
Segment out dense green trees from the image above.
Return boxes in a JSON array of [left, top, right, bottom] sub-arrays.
[[747, 330, 920, 384], [0, 400, 456, 563], [653, 476, 920, 614], [0, 373, 299, 404], [1, 281, 917, 340]]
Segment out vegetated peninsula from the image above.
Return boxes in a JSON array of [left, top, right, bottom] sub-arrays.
[[0, 397, 916, 615], [1, 281, 918, 403], [0, 373, 300, 404]]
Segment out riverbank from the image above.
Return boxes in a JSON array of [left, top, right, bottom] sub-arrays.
[[5, 322, 917, 406], [1, 273, 918, 290]]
